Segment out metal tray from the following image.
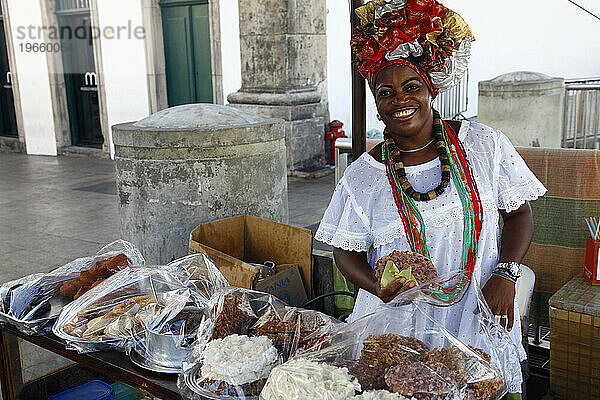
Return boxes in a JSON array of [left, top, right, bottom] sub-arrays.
[[129, 342, 182, 374], [182, 363, 259, 400]]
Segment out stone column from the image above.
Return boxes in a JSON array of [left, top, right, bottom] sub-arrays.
[[227, 0, 328, 171], [478, 71, 565, 148]]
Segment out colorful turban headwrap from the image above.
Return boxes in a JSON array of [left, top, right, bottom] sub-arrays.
[[351, 0, 475, 98]]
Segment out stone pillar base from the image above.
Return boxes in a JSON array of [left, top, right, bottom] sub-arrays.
[[228, 89, 325, 171]]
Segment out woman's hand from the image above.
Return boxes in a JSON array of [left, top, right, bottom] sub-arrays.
[[374, 277, 416, 303], [487, 202, 533, 332], [332, 247, 416, 303], [482, 274, 516, 331]]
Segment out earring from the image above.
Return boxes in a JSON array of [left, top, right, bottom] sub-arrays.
[[376, 114, 382, 121], [430, 99, 435, 108]]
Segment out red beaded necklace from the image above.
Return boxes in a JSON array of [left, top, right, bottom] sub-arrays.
[[382, 112, 483, 302]]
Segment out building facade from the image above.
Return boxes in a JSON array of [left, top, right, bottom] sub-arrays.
[[1, 0, 599, 160], [0, 0, 243, 160]]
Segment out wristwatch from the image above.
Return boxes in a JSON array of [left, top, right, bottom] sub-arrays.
[[495, 262, 522, 281]]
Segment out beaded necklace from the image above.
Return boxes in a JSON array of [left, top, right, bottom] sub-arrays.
[[382, 110, 483, 302]]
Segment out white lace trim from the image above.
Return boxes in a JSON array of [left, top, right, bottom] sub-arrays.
[[315, 224, 371, 252], [497, 179, 547, 213], [372, 198, 498, 248]]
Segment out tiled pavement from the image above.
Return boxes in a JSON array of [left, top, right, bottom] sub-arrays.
[[0, 152, 335, 392]]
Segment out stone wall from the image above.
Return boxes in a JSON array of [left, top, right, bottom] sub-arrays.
[[478, 71, 565, 148]]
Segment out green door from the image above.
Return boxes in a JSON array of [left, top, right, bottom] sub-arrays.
[[161, 0, 213, 106], [56, 5, 103, 148], [0, 13, 17, 137]]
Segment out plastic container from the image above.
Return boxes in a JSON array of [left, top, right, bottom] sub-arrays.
[[111, 381, 147, 400], [48, 380, 114, 400], [584, 237, 600, 285]]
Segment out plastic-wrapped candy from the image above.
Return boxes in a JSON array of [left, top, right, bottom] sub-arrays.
[[259, 279, 517, 400], [253, 304, 341, 360], [196, 287, 342, 357], [0, 240, 144, 335], [52, 266, 199, 353], [374, 251, 438, 288], [202, 287, 261, 342], [262, 358, 361, 400], [178, 287, 344, 399]]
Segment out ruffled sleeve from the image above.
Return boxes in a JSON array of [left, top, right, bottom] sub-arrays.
[[494, 131, 547, 213], [315, 178, 373, 252]]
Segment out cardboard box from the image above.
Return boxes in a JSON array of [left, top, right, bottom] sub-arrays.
[[583, 237, 600, 285], [189, 215, 313, 298], [255, 265, 308, 307]]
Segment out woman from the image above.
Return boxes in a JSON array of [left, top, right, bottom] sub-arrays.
[[315, 0, 546, 396]]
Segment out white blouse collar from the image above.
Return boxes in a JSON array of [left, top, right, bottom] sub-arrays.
[[360, 120, 470, 171]]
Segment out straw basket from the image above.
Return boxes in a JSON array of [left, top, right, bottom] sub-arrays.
[[549, 277, 600, 399]]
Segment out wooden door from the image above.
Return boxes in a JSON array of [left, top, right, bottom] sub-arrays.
[[57, 12, 103, 147], [161, 0, 213, 106]]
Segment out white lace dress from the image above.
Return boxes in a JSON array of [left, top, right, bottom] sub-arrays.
[[315, 120, 547, 392]]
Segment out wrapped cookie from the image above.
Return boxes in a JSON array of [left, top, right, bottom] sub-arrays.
[[258, 282, 512, 400], [53, 266, 194, 353], [374, 251, 438, 288]]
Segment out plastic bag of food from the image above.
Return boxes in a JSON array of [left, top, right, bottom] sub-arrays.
[[0, 240, 144, 335], [261, 286, 511, 400], [252, 305, 342, 360], [198, 287, 262, 342], [167, 253, 229, 299], [52, 265, 196, 353], [181, 333, 280, 398], [178, 287, 344, 399], [382, 272, 525, 397], [196, 287, 342, 353], [374, 250, 438, 289], [362, 249, 524, 396]]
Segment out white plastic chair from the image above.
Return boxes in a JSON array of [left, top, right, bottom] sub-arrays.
[[515, 265, 536, 336]]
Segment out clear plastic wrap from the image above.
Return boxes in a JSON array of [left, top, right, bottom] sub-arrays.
[[261, 277, 517, 400], [384, 273, 524, 395], [128, 284, 208, 373], [178, 287, 344, 400], [52, 265, 196, 353], [252, 305, 341, 360], [0, 240, 144, 335], [166, 253, 229, 299]]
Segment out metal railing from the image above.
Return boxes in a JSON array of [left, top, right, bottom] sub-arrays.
[[434, 72, 469, 120], [55, 0, 90, 13], [562, 77, 600, 149]]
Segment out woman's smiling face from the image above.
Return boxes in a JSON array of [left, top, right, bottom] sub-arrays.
[[374, 64, 433, 139]]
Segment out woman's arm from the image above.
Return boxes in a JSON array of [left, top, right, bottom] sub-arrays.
[[482, 201, 534, 331], [332, 247, 415, 303], [498, 202, 534, 264]]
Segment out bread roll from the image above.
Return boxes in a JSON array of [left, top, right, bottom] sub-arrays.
[[59, 279, 82, 298], [73, 285, 91, 300]]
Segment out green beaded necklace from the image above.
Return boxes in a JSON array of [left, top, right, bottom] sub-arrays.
[[382, 110, 483, 302]]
